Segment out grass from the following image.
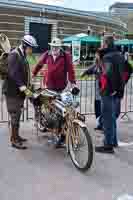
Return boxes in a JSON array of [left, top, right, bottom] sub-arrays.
[[30, 54, 95, 80], [75, 68, 95, 80], [34, 70, 95, 81]]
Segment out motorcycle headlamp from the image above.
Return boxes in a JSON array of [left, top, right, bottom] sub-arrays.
[[61, 92, 73, 106]]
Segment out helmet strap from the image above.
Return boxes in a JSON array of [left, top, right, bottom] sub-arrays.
[[20, 44, 27, 56]]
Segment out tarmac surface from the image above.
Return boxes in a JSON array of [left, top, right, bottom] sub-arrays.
[[0, 115, 133, 200]]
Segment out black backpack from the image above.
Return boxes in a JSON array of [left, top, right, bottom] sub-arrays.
[[102, 51, 131, 98]]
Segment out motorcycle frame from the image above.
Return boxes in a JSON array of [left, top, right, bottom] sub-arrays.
[[40, 99, 87, 153]]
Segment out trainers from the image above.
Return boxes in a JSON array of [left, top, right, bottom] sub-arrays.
[[95, 145, 114, 154]]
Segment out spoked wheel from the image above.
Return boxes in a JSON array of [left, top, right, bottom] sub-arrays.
[[35, 106, 47, 132], [68, 124, 93, 172], [36, 112, 48, 132]]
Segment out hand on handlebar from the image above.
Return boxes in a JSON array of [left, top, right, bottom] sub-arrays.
[[24, 88, 33, 98]]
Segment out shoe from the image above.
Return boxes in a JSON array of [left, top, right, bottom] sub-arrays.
[[10, 127, 27, 143], [17, 136, 27, 143], [94, 126, 103, 131], [113, 143, 119, 148], [11, 141, 27, 150], [95, 145, 114, 154], [55, 135, 66, 149]]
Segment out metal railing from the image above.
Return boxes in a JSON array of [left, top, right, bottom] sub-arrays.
[[1, 76, 133, 122]]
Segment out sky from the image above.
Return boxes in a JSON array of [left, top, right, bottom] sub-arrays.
[[26, 0, 133, 11]]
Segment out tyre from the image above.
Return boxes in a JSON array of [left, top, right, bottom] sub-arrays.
[[68, 125, 93, 172]]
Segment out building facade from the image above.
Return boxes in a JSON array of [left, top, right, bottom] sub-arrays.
[[109, 3, 133, 37], [0, 0, 127, 51]]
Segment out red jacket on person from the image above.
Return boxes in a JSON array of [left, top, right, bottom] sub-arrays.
[[33, 50, 76, 91]]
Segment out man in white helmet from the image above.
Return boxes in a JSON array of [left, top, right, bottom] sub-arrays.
[[33, 38, 76, 147], [3, 35, 38, 149]]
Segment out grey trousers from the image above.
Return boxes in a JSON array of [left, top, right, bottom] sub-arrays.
[[5, 96, 24, 128]]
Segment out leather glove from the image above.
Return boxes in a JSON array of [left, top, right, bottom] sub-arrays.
[[24, 88, 33, 98]]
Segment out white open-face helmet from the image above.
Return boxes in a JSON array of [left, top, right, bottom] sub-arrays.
[[22, 35, 38, 48], [48, 38, 62, 47]]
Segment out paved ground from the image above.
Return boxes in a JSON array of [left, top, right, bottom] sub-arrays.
[[0, 115, 133, 200]]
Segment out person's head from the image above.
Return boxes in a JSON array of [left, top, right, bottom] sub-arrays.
[[96, 48, 106, 59], [49, 38, 62, 56], [102, 35, 114, 49], [21, 35, 38, 56], [125, 46, 128, 52]]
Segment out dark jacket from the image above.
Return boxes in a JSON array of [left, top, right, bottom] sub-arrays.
[[83, 64, 102, 100], [33, 50, 76, 91], [84, 64, 101, 78], [3, 47, 30, 98], [98, 48, 125, 98]]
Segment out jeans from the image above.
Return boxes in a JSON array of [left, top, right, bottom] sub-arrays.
[[95, 99, 103, 128], [101, 96, 121, 146], [95, 99, 101, 119]]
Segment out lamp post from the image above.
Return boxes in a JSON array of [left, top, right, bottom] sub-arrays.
[[101, 30, 106, 48], [87, 26, 92, 35]]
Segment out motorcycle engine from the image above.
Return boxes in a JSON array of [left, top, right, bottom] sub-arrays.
[[44, 110, 64, 129]]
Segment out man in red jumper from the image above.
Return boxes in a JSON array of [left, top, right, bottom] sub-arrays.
[[32, 38, 76, 147], [33, 38, 76, 92]]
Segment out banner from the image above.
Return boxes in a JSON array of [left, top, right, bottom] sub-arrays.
[[72, 40, 81, 63]]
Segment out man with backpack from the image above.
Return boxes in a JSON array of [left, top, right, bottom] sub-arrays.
[[32, 38, 76, 147], [3, 35, 38, 149], [95, 35, 131, 154]]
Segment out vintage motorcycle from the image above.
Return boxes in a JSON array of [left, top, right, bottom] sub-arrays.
[[31, 86, 93, 172]]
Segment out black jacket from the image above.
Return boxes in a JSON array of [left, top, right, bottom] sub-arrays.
[[99, 47, 125, 98]]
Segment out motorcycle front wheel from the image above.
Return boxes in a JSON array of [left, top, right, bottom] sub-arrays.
[[68, 124, 93, 172]]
